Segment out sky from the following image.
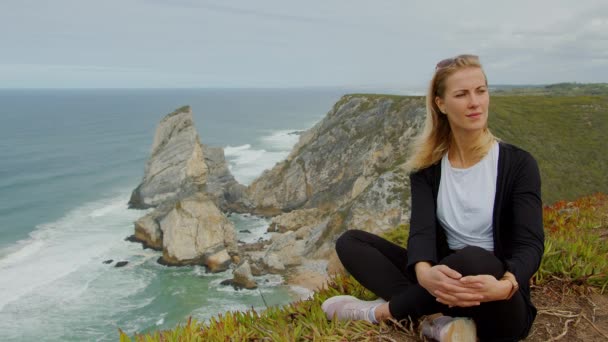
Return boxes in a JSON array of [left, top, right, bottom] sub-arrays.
[[1, 0, 607, 89]]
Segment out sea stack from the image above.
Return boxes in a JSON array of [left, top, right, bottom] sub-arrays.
[[127, 105, 241, 272], [128, 106, 208, 209]]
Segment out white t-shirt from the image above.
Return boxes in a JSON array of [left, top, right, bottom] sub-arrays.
[[437, 142, 499, 251]]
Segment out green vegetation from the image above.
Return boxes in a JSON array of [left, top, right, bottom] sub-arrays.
[[119, 272, 410, 341], [120, 193, 608, 340], [489, 94, 607, 204], [350, 88, 608, 205], [166, 105, 191, 116], [492, 83, 608, 96], [119, 85, 608, 340], [535, 193, 608, 290], [345, 86, 608, 204]]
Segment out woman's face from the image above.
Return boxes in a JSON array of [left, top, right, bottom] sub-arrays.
[[435, 67, 489, 136]]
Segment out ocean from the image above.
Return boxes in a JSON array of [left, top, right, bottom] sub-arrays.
[[0, 88, 353, 341]]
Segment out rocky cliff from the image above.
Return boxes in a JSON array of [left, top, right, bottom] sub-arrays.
[[247, 94, 423, 235], [128, 96, 427, 280], [201, 145, 249, 212], [247, 95, 423, 214], [240, 95, 426, 279]]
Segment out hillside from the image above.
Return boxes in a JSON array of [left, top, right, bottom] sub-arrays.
[[120, 85, 608, 340], [492, 82, 608, 96], [343, 91, 608, 204], [489, 94, 607, 204]]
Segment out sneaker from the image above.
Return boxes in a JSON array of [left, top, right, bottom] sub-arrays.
[[321, 295, 387, 322], [421, 315, 476, 342]]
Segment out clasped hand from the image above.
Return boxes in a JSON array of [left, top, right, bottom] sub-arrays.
[[417, 264, 508, 307]]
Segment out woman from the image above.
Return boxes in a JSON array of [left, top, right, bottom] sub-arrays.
[[321, 55, 544, 342]]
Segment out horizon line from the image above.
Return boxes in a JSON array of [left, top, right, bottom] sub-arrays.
[[1, 82, 605, 91]]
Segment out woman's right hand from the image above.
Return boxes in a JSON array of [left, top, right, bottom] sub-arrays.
[[415, 262, 483, 307]]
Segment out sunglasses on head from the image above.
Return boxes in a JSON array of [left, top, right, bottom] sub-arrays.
[[435, 54, 479, 70]]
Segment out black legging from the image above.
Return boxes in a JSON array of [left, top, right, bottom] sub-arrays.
[[336, 229, 531, 342]]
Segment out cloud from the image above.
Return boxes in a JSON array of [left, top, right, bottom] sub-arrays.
[[0, 0, 606, 87], [144, 0, 328, 24], [434, 2, 608, 83]]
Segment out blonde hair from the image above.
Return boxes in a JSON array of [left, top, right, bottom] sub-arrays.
[[405, 54, 498, 172]]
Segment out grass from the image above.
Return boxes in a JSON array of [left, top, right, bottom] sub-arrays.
[[534, 193, 608, 290], [120, 193, 608, 340], [488, 95, 608, 204], [119, 273, 408, 342], [339, 88, 608, 205], [276, 88, 608, 207], [344, 91, 608, 205], [492, 83, 608, 96], [120, 85, 608, 340]]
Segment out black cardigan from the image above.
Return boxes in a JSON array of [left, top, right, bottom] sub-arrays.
[[407, 142, 544, 318]]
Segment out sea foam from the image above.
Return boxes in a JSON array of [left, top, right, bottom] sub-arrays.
[[0, 192, 144, 311], [223, 129, 303, 185]]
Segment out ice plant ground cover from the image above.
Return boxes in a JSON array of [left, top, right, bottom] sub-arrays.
[[536, 193, 608, 290], [120, 193, 608, 341]]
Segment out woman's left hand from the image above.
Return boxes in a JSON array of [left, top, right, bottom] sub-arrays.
[[457, 275, 513, 302]]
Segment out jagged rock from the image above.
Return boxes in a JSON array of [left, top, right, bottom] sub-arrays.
[[259, 218, 329, 270], [310, 169, 411, 258], [234, 218, 330, 278], [130, 203, 173, 250], [204, 248, 232, 273], [232, 261, 257, 289], [346, 169, 410, 234], [128, 106, 208, 209], [239, 240, 272, 252], [267, 208, 325, 233], [265, 232, 304, 267], [244, 95, 424, 263], [246, 96, 425, 215], [202, 145, 251, 211], [126, 105, 252, 273], [115, 261, 129, 268], [102, 259, 113, 264], [157, 193, 237, 271], [220, 279, 234, 287], [294, 226, 312, 240], [249, 260, 265, 276], [261, 253, 285, 273]]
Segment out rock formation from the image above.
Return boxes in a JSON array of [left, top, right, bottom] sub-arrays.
[[246, 95, 425, 247], [158, 193, 237, 271], [233, 261, 257, 289], [128, 106, 208, 209], [219, 95, 428, 287], [267, 208, 324, 233], [132, 202, 174, 250], [127, 96, 427, 287], [201, 145, 250, 212], [128, 106, 242, 272]]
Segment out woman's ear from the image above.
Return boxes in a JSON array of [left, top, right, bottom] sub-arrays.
[[435, 96, 445, 114]]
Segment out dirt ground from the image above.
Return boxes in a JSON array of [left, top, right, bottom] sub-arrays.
[[525, 279, 608, 341], [382, 279, 608, 341], [287, 265, 608, 341]]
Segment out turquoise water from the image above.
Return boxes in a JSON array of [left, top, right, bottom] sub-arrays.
[[0, 88, 348, 341]]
